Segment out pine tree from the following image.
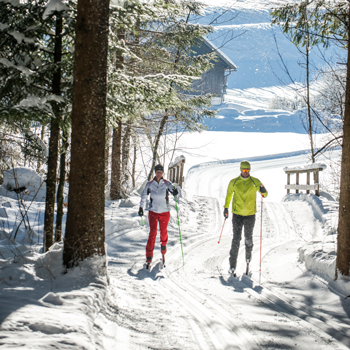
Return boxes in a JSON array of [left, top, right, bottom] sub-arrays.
[[0, 0, 76, 250], [107, 0, 216, 189]]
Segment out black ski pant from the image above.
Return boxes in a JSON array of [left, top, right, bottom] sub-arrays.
[[229, 213, 256, 270]]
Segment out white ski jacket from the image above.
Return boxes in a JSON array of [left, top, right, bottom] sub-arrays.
[[140, 178, 175, 213]]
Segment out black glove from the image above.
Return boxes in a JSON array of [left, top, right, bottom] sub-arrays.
[[172, 188, 179, 196], [138, 207, 143, 216], [224, 208, 228, 219], [260, 185, 267, 194]]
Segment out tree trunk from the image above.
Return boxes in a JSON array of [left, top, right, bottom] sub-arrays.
[[43, 14, 62, 252], [55, 128, 69, 242], [37, 125, 45, 172], [110, 120, 122, 199], [109, 31, 125, 200], [121, 119, 132, 194], [132, 136, 137, 188], [63, 0, 109, 268], [336, 7, 350, 277], [148, 114, 168, 180], [105, 127, 112, 193], [305, 4, 314, 163]]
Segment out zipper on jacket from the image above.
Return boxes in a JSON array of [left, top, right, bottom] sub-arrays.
[[243, 179, 246, 216]]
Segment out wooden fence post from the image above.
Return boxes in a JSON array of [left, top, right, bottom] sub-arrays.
[[168, 156, 186, 188], [284, 165, 325, 197], [296, 173, 299, 194]]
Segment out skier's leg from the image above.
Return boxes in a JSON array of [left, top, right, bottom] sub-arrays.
[[243, 214, 256, 262], [229, 214, 243, 270], [146, 211, 159, 262], [159, 211, 170, 255]]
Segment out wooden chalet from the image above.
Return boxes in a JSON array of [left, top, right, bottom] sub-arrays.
[[189, 37, 237, 103]]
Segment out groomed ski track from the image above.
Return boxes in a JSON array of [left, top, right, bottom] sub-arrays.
[[98, 152, 350, 350]]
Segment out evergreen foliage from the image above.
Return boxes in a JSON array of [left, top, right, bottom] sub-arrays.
[[0, 0, 76, 123]]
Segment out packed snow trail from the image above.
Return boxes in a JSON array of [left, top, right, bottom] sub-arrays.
[[97, 153, 350, 349]]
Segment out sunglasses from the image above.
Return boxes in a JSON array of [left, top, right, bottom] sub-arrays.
[[241, 169, 250, 173]]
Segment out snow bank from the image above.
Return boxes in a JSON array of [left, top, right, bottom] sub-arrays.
[[0, 241, 108, 350], [3, 167, 41, 190], [283, 193, 350, 296], [0, 167, 46, 202]]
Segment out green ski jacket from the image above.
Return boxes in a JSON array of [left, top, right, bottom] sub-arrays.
[[224, 175, 268, 216]]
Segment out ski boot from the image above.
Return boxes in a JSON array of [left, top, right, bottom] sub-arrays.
[[145, 257, 152, 270], [229, 267, 236, 277], [245, 259, 250, 275], [161, 255, 166, 268]]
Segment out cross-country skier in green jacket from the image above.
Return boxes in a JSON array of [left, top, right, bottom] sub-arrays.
[[224, 160, 268, 276]]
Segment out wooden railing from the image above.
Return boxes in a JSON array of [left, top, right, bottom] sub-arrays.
[[284, 164, 326, 197], [168, 156, 185, 188]]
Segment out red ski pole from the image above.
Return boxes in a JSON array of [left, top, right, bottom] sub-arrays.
[[259, 195, 263, 285], [218, 218, 227, 244]]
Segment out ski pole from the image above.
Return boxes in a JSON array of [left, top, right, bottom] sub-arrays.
[[141, 215, 145, 226], [174, 194, 185, 266], [218, 218, 227, 244], [259, 195, 263, 285]]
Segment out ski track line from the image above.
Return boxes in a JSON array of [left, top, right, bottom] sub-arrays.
[[160, 270, 259, 350], [254, 201, 350, 349], [238, 275, 350, 350], [106, 195, 227, 350], [106, 187, 349, 349], [158, 198, 261, 350], [179, 201, 350, 350], [216, 239, 350, 350], [187, 234, 328, 349], [146, 196, 259, 350]]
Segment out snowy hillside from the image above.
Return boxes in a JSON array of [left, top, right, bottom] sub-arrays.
[[192, 2, 346, 132], [196, 4, 345, 90]]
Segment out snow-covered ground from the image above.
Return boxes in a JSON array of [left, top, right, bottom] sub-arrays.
[[1, 137, 349, 349]]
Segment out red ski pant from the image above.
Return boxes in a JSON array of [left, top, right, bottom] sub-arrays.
[[146, 210, 170, 261]]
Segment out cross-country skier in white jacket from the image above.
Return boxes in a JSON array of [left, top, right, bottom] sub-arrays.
[[138, 164, 178, 267]]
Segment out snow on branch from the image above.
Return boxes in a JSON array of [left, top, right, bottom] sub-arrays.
[[43, 0, 69, 20], [0, 58, 34, 76]]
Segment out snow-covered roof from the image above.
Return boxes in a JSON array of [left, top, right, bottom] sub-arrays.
[[202, 37, 237, 71], [283, 163, 327, 173]]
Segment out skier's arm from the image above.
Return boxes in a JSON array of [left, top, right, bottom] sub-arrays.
[[224, 180, 234, 208], [257, 179, 268, 198], [140, 182, 150, 208]]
